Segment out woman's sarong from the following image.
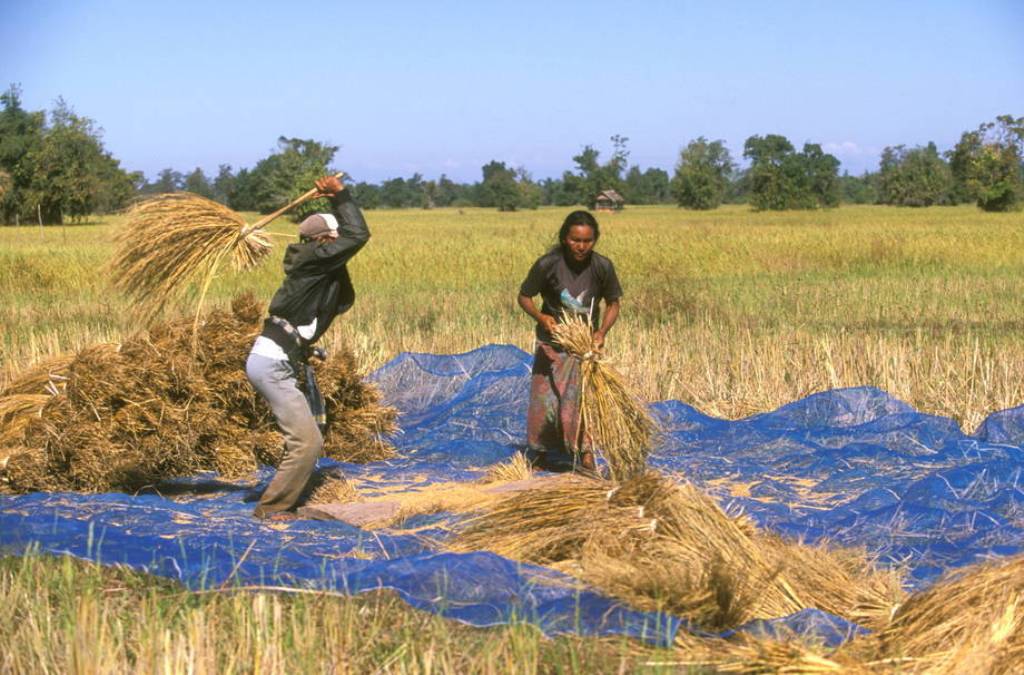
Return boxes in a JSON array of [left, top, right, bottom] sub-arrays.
[[525, 342, 584, 469]]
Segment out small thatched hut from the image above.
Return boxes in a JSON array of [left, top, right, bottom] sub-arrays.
[[594, 189, 624, 212]]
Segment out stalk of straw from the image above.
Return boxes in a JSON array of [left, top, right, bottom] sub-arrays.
[[110, 173, 344, 322], [551, 312, 657, 480]]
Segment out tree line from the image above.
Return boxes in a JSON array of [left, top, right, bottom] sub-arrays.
[[1, 84, 1021, 224], [0, 86, 136, 225]]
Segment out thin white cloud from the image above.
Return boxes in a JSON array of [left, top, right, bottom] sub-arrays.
[[823, 141, 867, 155]]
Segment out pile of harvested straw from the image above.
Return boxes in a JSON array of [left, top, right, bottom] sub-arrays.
[[866, 553, 1024, 673], [110, 194, 273, 321], [551, 313, 657, 480], [677, 554, 1024, 673], [0, 294, 397, 494], [451, 470, 903, 631], [0, 354, 74, 448]]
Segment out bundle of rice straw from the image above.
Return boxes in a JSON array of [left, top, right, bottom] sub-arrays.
[[110, 193, 272, 321], [763, 536, 904, 631], [110, 175, 342, 322], [0, 293, 398, 494], [686, 554, 1024, 672], [451, 473, 611, 564], [866, 553, 1024, 673], [451, 470, 903, 631], [551, 312, 658, 480]]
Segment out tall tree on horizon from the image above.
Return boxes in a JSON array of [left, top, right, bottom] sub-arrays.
[[211, 164, 236, 205], [625, 166, 671, 204], [183, 167, 214, 199], [744, 134, 840, 210], [568, 135, 630, 208], [241, 136, 338, 220], [25, 97, 132, 223], [480, 160, 521, 211], [877, 142, 953, 207], [0, 85, 45, 223], [949, 115, 1024, 212], [671, 137, 734, 209]]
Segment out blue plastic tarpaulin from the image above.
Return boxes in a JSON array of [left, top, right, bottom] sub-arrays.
[[3, 344, 1023, 645]]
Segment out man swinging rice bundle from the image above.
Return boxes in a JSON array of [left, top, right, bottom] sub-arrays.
[[245, 175, 371, 520]]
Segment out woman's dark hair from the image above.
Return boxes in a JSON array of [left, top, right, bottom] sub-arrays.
[[558, 210, 600, 245]]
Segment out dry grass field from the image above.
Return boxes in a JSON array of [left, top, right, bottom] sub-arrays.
[[3, 203, 1023, 429]]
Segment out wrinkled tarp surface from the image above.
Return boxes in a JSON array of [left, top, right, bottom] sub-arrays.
[[3, 344, 1023, 646]]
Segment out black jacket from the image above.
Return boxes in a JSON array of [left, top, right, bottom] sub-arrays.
[[262, 191, 369, 348]]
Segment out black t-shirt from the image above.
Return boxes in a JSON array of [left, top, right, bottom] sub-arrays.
[[519, 249, 623, 343]]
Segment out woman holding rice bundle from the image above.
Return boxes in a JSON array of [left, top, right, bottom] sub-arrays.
[[517, 210, 623, 474]]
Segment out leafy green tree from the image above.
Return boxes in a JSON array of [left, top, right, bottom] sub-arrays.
[[228, 168, 255, 210], [245, 136, 338, 219], [128, 171, 147, 193], [463, 182, 485, 207], [379, 177, 408, 207], [25, 99, 125, 223], [744, 134, 798, 210], [802, 143, 841, 208], [949, 115, 1024, 212], [480, 160, 521, 211], [351, 181, 381, 208], [558, 171, 585, 206], [724, 168, 751, 204], [149, 168, 183, 194], [567, 135, 630, 208], [538, 177, 572, 206], [623, 167, 646, 203], [625, 167, 671, 204], [422, 179, 438, 209], [671, 137, 734, 209], [378, 174, 427, 208], [91, 154, 135, 214], [839, 171, 879, 204], [572, 145, 602, 204], [211, 164, 236, 205], [408, 173, 429, 208], [877, 142, 953, 206], [744, 134, 840, 210], [435, 174, 462, 207], [515, 168, 543, 209], [0, 85, 45, 224], [184, 167, 213, 199]]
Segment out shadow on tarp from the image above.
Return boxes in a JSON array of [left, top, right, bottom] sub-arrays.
[[4, 343, 1024, 646]]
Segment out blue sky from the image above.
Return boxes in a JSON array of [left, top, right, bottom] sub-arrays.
[[2, 0, 1021, 183]]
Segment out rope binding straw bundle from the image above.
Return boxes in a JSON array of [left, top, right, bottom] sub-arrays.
[[109, 172, 346, 325]]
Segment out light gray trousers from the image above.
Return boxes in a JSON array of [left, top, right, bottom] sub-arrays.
[[245, 353, 323, 516]]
